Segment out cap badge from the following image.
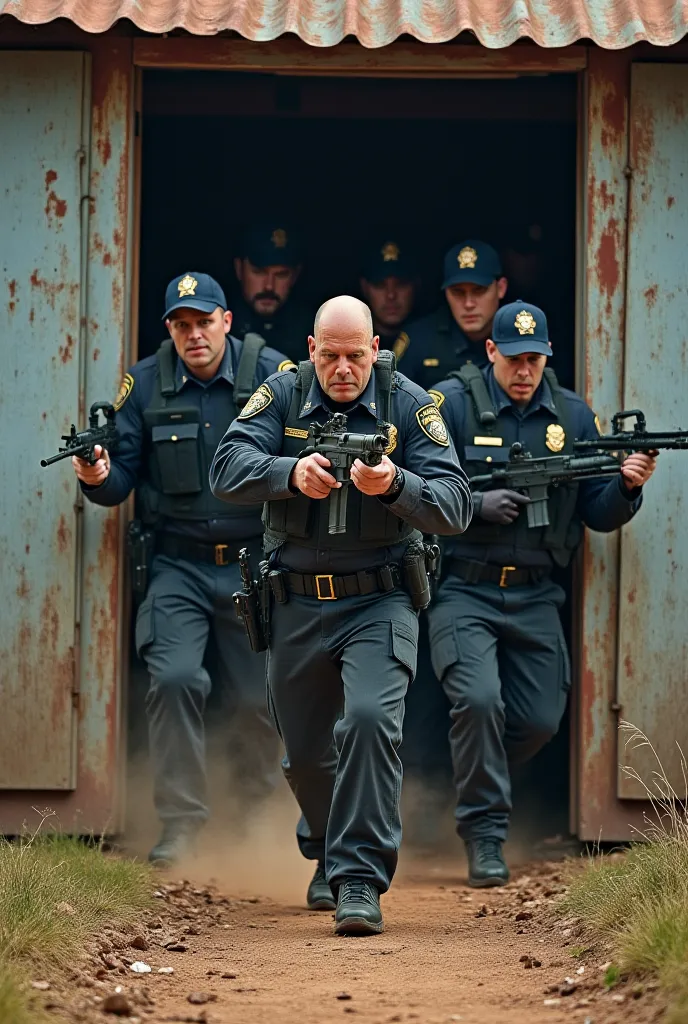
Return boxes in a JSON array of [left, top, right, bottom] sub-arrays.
[[382, 242, 400, 262], [271, 228, 287, 248], [458, 246, 478, 269], [514, 310, 536, 335], [546, 423, 566, 453], [178, 274, 198, 297]]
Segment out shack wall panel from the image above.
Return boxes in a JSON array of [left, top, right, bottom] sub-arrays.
[[616, 62, 688, 799], [0, 51, 89, 790]]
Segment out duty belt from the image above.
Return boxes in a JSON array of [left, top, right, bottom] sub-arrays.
[[283, 565, 401, 600], [448, 558, 550, 588], [155, 533, 245, 567]]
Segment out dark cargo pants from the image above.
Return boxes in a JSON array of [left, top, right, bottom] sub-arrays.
[[427, 575, 571, 842], [266, 588, 418, 894], [135, 552, 278, 826]]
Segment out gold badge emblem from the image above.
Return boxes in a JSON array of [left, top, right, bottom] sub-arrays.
[[514, 310, 536, 335], [423, 357, 439, 367], [416, 404, 450, 446], [392, 331, 410, 361], [427, 388, 445, 409], [113, 372, 134, 411], [594, 414, 602, 434], [385, 424, 398, 455], [546, 423, 566, 452], [238, 383, 274, 420], [277, 359, 297, 372], [382, 242, 400, 262], [272, 228, 287, 248], [284, 426, 309, 439], [177, 274, 198, 298], [458, 246, 478, 269]]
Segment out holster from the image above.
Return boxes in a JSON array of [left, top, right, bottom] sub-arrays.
[[127, 520, 154, 597], [401, 538, 432, 611]]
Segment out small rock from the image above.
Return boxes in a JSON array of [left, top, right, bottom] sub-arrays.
[[185, 925, 201, 936], [611, 994, 625, 1003], [101, 955, 119, 970], [221, 973, 237, 979], [102, 989, 132, 1015], [543, 998, 561, 1006], [560, 984, 577, 997], [515, 911, 533, 922], [31, 981, 51, 991], [130, 936, 149, 952], [544, 985, 559, 995], [475, 905, 488, 918], [157, 968, 174, 975], [165, 943, 188, 952], [187, 992, 217, 1005], [549, 960, 564, 968], [130, 963, 151, 974], [631, 984, 644, 999], [561, 928, 572, 938], [575, 999, 591, 1007], [206, 970, 220, 977], [337, 992, 353, 1001], [576, 966, 586, 975], [55, 901, 76, 915]]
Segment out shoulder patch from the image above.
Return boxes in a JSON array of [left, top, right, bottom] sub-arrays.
[[113, 372, 134, 411], [392, 331, 410, 361], [427, 388, 445, 409], [278, 359, 297, 373], [416, 403, 450, 446], [238, 383, 274, 419]]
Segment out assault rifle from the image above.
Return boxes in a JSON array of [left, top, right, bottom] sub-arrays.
[[299, 412, 390, 535], [573, 409, 688, 453], [41, 401, 118, 468]]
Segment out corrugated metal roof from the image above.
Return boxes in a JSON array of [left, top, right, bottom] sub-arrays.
[[2, 0, 687, 49]]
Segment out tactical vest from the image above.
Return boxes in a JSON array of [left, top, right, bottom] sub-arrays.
[[455, 364, 583, 567], [139, 334, 266, 524], [263, 352, 415, 553]]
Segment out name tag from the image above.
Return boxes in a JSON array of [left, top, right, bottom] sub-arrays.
[[473, 436, 503, 446], [423, 357, 440, 367], [284, 427, 309, 439]]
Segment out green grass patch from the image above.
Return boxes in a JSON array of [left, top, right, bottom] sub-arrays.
[[561, 723, 688, 1017], [0, 821, 153, 1022]]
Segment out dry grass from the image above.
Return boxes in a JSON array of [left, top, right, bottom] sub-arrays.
[[563, 723, 688, 1021], [0, 813, 153, 1023]]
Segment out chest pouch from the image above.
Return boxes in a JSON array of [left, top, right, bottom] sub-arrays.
[[145, 407, 203, 496]]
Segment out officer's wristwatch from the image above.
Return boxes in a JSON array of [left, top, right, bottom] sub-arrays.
[[381, 465, 404, 502]]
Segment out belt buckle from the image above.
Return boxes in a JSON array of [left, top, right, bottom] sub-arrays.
[[315, 574, 336, 600], [215, 544, 229, 567], [499, 565, 516, 588]]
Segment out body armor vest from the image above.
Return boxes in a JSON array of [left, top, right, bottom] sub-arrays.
[[263, 354, 415, 553], [139, 336, 265, 525], [455, 365, 583, 568]]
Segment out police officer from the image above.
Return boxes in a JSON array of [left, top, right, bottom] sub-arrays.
[[401, 240, 507, 393], [359, 238, 418, 356], [72, 272, 296, 866], [231, 223, 314, 365], [428, 301, 656, 886], [210, 296, 471, 935]]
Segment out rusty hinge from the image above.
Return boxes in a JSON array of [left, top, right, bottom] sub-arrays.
[[623, 165, 634, 179], [609, 701, 623, 714]]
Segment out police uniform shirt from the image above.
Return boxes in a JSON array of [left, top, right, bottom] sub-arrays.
[[83, 336, 293, 543], [209, 367, 473, 574], [432, 365, 643, 567], [396, 305, 490, 393], [231, 295, 314, 366]]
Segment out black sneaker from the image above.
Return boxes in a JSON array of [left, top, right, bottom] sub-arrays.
[[334, 880, 384, 936], [307, 864, 336, 911], [465, 838, 509, 888], [148, 823, 200, 868]]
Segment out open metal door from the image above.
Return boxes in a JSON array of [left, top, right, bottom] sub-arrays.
[[615, 64, 688, 800], [0, 52, 90, 790]]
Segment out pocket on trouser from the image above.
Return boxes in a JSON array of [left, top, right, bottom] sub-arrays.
[[135, 595, 155, 656], [428, 622, 458, 682], [390, 621, 418, 681]]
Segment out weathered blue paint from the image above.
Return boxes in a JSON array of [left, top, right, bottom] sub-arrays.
[[0, 52, 90, 790], [615, 62, 688, 800]]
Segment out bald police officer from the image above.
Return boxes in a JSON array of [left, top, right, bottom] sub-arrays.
[[232, 223, 314, 365], [359, 238, 418, 357], [210, 296, 471, 935], [428, 301, 656, 886], [72, 272, 295, 866], [401, 240, 507, 393]]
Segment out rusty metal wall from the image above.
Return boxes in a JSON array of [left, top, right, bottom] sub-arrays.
[[0, 51, 90, 791], [616, 63, 688, 799], [0, 31, 133, 831]]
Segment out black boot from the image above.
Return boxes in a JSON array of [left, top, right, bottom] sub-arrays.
[[334, 880, 384, 936], [465, 838, 509, 888], [307, 864, 336, 911], [148, 822, 200, 867]]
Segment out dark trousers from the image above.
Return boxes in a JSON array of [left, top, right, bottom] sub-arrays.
[[266, 589, 418, 894], [135, 553, 278, 826], [427, 576, 571, 842]]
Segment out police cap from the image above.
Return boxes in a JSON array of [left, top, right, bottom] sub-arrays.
[[491, 300, 552, 357], [241, 223, 302, 268], [361, 239, 417, 284], [442, 239, 502, 290], [163, 272, 227, 321]]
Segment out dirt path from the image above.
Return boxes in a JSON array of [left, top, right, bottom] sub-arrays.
[[48, 840, 664, 1024]]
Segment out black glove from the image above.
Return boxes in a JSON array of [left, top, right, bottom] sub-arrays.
[[474, 489, 531, 525]]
